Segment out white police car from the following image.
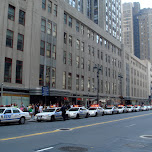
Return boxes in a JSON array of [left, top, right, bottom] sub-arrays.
[[88, 105, 104, 116], [117, 105, 127, 113], [35, 107, 63, 122], [134, 105, 141, 112], [126, 105, 135, 112], [0, 107, 30, 124], [104, 106, 118, 114], [141, 106, 148, 111], [66, 106, 89, 119]]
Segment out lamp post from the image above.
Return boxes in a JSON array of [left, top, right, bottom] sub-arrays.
[[1, 83, 3, 105], [118, 73, 123, 104], [93, 64, 102, 104]]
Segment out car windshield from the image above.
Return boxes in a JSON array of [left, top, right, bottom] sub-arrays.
[[89, 108, 97, 110], [69, 108, 79, 111], [127, 107, 131, 108], [106, 107, 112, 109], [43, 109, 55, 112], [0, 109, 5, 114], [118, 107, 123, 109]]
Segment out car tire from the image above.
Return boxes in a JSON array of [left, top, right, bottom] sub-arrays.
[[37, 119, 41, 122], [112, 111, 114, 115], [102, 112, 104, 116], [19, 117, 25, 124], [95, 112, 98, 117], [123, 110, 124, 113], [85, 113, 89, 118], [50, 115, 55, 122], [76, 114, 79, 119]]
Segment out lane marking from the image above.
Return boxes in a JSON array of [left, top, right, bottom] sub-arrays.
[[0, 113, 152, 141], [35, 147, 54, 152], [126, 124, 136, 127]]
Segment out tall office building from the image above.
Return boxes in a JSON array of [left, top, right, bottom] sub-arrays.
[[122, 3, 134, 54]]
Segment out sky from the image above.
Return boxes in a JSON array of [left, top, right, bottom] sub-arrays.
[[121, 0, 152, 9]]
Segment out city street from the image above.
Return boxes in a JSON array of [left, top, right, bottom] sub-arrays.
[[0, 111, 152, 152]]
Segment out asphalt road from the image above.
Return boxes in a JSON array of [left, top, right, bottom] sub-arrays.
[[1, 111, 152, 152]]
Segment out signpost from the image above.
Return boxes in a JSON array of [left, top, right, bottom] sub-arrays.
[[42, 86, 50, 105]]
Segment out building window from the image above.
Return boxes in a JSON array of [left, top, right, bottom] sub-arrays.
[[81, 24, 84, 35], [52, 45, 56, 60], [46, 43, 51, 58], [63, 71, 66, 89], [76, 75, 79, 91], [19, 10, 25, 25], [46, 66, 50, 86], [54, 4, 57, 16], [92, 47, 94, 56], [17, 34, 24, 51], [4, 58, 12, 83], [101, 52, 103, 60], [63, 51, 66, 64], [76, 39, 80, 50], [101, 80, 103, 93], [76, 21, 79, 32], [87, 29, 90, 38], [88, 45, 91, 54], [40, 41, 45, 56], [76, 56, 80, 68], [92, 78, 94, 92], [64, 13, 67, 24], [48, 1, 52, 13], [47, 20, 52, 35], [52, 68, 56, 88], [97, 50, 99, 58], [88, 60, 91, 71], [39, 65, 44, 86], [41, 19, 46, 33], [64, 32, 67, 44], [68, 73, 72, 90], [81, 76, 84, 91], [88, 77, 91, 92], [53, 24, 57, 38], [81, 57, 84, 69], [6, 30, 13, 48], [68, 53, 72, 66], [69, 16, 72, 27], [42, 0, 46, 9], [81, 42, 84, 52], [8, 4, 15, 21], [16, 60, 23, 84], [69, 35, 72, 46]]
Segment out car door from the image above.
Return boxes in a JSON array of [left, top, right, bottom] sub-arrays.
[[12, 108, 21, 121], [3, 108, 13, 122], [79, 108, 84, 117], [55, 108, 62, 119]]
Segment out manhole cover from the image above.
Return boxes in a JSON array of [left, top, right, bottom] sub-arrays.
[[126, 143, 145, 148], [140, 135, 152, 139], [59, 128, 71, 131], [59, 146, 88, 152]]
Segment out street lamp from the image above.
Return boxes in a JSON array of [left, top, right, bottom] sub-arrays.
[[93, 64, 102, 104], [1, 83, 3, 105], [118, 73, 123, 104]]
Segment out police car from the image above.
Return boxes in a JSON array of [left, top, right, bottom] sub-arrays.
[[141, 106, 148, 111], [117, 105, 127, 113], [134, 105, 141, 112], [35, 107, 63, 122], [0, 107, 30, 124], [126, 105, 135, 112], [88, 105, 104, 116], [66, 105, 89, 119], [104, 105, 118, 115]]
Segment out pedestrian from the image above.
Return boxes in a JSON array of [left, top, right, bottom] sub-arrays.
[[39, 104, 43, 113], [60, 104, 67, 121]]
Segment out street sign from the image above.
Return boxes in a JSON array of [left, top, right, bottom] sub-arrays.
[[42, 86, 50, 96]]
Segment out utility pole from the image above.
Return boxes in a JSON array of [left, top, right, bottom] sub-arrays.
[[1, 83, 3, 105], [118, 73, 123, 104], [93, 64, 102, 104]]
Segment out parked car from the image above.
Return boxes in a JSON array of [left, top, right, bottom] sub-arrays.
[[88, 105, 104, 116]]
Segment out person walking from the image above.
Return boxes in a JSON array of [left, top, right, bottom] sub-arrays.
[[60, 104, 67, 121]]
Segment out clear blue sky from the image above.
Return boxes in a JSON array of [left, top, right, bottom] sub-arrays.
[[122, 0, 152, 9]]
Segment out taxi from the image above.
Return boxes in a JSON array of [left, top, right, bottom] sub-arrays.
[[117, 105, 127, 113], [88, 105, 104, 116], [66, 105, 89, 119], [104, 105, 118, 115], [126, 105, 135, 112], [35, 107, 62, 122], [0, 107, 30, 124], [134, 105, 141, 112]]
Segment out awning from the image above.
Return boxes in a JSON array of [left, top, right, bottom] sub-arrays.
[[99, 99, 106, 102]]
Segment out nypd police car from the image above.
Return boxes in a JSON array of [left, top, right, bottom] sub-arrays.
[[134, 105, 141, 112], [88, 105, 104, 116], [117, 105, 127, 113], [66, 106, 89, 119], [35, 107, 63, 122], [126, 105, 135, 112], [104, 106, 118, 115], [0, 107, 30, 124]]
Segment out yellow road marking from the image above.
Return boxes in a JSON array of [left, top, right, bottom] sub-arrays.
[[1, 113, 152, 141]]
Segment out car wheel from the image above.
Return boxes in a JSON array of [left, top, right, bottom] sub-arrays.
[[123, 110, 124, 113], [112, 111, 114, 115], [50, 115, 55, 122], [19, 117, 25, 124], [95, 112, 98, 117], [102, 112, 104, 116], [85, 113, 89, 118], [76, 114, 79, 119], [117, 111, 119, 114], [37, 119, 41, 122]]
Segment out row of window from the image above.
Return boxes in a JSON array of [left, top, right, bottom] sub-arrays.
[[8, 4, 25, 25], [4, 58, 22, 84], [62, 71, 117, 94], [42, 0, 58, 17], [6, 29, 24, 51]]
